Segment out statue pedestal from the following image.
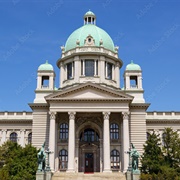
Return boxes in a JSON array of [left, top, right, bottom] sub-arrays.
[[45, 171, 52, 180], [36, 171, 45, 180], [126, 171, 132, 180], [132, 170, 140, 180]]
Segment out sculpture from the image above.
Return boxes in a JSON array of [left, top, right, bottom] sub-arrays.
[[37, 142, 46, 171], [130, 143, 140, 172]]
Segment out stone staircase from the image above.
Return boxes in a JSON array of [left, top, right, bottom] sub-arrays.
[[52, 172, 126, 180]]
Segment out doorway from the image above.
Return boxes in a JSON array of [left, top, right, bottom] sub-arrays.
[[85, 153, 93, 172]]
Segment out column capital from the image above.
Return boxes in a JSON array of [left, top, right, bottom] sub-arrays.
[[60, 62, 64, 67], [49, 111, 57, 120], [68, 112, 76, 120], [122, 111, 129, 120], [115, 62, 120, 67], [103, 112, 111, 120]]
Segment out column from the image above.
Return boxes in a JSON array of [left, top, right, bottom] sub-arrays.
[[103, 112, 111, 172], [94, 60, 97, 76], [1, 129, 7, 145], [67, 112, 76, 172], [60, 62, 64, 87], [115, 62, 120, 88], [83, 60, 85, 76], [123, 112, 130, 172], [49, 111, 56, 171], [20, 129, 25, 147]]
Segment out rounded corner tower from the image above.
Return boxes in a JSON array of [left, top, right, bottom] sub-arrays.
[[57, 11, 123, 89]]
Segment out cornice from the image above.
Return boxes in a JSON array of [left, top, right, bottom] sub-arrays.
[[28, 103, 49, 110], [130, 103, 150, 110]]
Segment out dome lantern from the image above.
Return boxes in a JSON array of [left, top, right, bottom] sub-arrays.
[[84, 10, 96, 25]]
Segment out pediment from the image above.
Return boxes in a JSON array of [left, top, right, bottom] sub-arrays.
[[45, 83, 133, 102]]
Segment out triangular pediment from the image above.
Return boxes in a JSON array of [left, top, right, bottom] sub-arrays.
[[45, 83, 133, 101]]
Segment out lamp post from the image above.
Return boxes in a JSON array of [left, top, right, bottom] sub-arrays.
[[45, 147, 53, 172]]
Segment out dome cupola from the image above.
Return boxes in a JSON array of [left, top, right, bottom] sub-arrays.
[[126, 61, 141, 71], [38, 60, 54, 71]]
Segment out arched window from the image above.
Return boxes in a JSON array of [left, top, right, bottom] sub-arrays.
[[110, 123, 119, 140], [111, 149, 120, 170], [28, 133, 32, 144], [10, 132, 18, 143], [80, 128, 99, 142], [59, 149, 68, 170], [60, 123, 68, 140]]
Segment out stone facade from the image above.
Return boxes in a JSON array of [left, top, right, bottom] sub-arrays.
[[0, 11, 180, 174]]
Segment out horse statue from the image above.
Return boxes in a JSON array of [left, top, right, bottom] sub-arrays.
[[37, 142, 46, 171]]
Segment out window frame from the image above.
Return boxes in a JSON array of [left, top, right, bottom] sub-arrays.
[[10, 132, 18, 143], [110, 123, 119, 140], [59, 149, 68, 170], [111, 149, 120, 170], [60, 123, 69, 140]]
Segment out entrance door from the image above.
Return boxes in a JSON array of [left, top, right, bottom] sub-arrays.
[[85, 153, 93, 172]]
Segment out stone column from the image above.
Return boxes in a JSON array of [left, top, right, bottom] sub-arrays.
[[60, 62, 64, 87], [67, 112, 76, 172], [49, 111, 56, 171], [1, 129, 7, 145], [103, 112, 111, 172], [20, 129, 25, 147], [115, 62, 120, 88], [122, 112, 130, 173]]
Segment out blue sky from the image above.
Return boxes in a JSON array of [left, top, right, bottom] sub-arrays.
[[0, 0, 180, 111]]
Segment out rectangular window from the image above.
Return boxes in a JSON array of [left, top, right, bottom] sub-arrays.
[[85, 60, 94, 76], [106, 62, 113, 80], [67, 62, 73, 80]]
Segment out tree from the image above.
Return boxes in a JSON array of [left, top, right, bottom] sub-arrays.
[[162, 128, 180, 172], [141, 131, 164, 174], [0, 141, 38, 180]]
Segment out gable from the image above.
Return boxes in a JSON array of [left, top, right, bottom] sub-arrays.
[[45, 83, 133, 101]]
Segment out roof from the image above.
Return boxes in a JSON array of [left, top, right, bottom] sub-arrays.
[[126, 61, 141, 71], [38, 60, 54, 71]]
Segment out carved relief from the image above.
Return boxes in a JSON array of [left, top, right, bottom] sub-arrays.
[[103, 112, 110, 120], [84, 35, 95, 46], [122, 112, 129, 120], [68, 112, 76, 120], [49, 112, 56, 120]]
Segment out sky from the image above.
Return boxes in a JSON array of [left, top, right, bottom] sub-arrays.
[[0, 0, 180, 111]]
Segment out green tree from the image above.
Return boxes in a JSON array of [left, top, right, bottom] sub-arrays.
[[141, 131, 164, 174], [0, 141, 38, 180], [162, 128, 180, 173]]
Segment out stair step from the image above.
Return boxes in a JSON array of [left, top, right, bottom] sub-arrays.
[[52, 172, 126, 180]]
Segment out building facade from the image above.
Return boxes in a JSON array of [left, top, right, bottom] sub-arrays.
[[0, 11, 180, 173]]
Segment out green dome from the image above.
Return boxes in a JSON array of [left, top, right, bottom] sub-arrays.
[[38, 60, 54, 71], [84, 10, 95, 16], [65, 24, 115, 52], [126, 61, 141, 71]]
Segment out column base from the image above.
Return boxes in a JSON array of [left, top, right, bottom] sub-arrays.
[[103, 170, 112, 173], [66, 169, 75, 173]]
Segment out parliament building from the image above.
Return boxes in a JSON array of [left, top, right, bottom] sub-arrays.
[[0, 11, 179, 174]]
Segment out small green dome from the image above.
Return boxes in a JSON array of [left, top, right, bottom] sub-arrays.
[[65, 24, 115, 52], [38, 60, 54, 71], [126, 61, 141, 71], [84, 10, 95, 16]]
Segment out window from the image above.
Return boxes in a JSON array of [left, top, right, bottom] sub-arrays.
[[42, 76, 49, 88], [60, 123, 68, 140], [85, 60, 94, 76], [59, 149, 68, 170], [80, 128, 99, 142], [146, 132, 150, 140], [81, 59, 98, 77], [110, 123, 119, 140], [130, 76, 137, 88], [67, 62, 73, 80], [106, 63, 113, 79], [28, 133, 32, 144], [111, 149, 120, 170], [10, 132, 18, 143]]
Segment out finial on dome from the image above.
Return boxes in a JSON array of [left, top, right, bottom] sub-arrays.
[[84, 10, 96, 25], [131, 60, 134, 64], [46, 60, 48, 64]]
